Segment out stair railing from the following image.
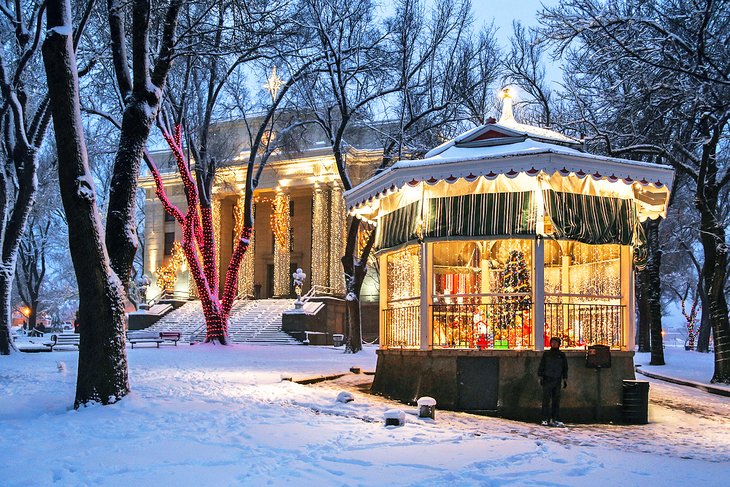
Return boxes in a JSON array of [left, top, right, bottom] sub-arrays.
[[300, 285, 345, 303]]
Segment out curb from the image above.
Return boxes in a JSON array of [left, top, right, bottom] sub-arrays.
[[294, 373, 348, 385], [635, 367, 730, 398], [292, 371, 376, 385]]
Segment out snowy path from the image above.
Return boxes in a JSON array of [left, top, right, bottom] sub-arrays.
[[1, 345, 729, 486]]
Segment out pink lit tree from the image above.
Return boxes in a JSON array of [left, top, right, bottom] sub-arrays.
[[144, 125, 251, 344]]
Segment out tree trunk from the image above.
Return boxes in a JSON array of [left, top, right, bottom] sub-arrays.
[[0, 268, 15, 354], [698, 190, 730, 382], [696, 303, 712, 353], [636, 272, 650, 352], [345, 298, 363, 353], [341, 218, 376, 353], [105, 99, 156, 287], [644, 219, 665, 365], [43, 0, 130, 407], [28, 301, 38, 331]]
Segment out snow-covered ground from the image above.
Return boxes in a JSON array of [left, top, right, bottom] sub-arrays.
[[636, 345, 730, 391], [2, 344, 729, 486]]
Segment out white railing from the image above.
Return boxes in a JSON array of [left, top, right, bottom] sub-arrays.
[[300, 285, 345, 303]]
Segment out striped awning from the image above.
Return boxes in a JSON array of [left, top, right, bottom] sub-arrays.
[[424, 192, 535, 239], [375, 192, 536, 250], [375, 190, 641, 251], [543, 191, 636, 245]]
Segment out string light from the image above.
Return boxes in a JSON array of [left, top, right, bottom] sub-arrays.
[[271, 192, 290, 296], [263, 66, 284, 100], [329, 183, 346, 293], [311, 185, 329, 287], [155, 241, 186, 293], [234, 199, 255, 297], [385, 246, 421, 347], [144, 124, 253, 343], [212, 200, 221, 295]]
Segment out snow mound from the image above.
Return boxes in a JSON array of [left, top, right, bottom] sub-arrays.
[[336, 391, 354, 403]]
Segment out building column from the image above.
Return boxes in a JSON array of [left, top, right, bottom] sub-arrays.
[[311, 184, 330, 289], [272, 192, 291, 297], [212, 198, 221, 292], [234, 198, 256, 298], [622, 245, 635, 351], [420, 242, 432, 350], [329, 182, 346, 294], [533, 237, 545, 351], [379, 253, 387, 349]]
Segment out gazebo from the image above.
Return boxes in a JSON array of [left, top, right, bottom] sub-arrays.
[[344, 93, 674, 421]]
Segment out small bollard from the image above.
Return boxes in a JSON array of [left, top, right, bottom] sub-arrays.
[[384, 409, 406, 427], [417, 396, 437, 419]]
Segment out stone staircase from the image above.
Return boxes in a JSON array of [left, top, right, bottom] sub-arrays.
[[144, 299, 299, 344]]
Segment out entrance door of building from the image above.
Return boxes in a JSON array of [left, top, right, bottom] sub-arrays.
[[266, 264, 274, 298], [457, 357, 499, 411], [265, 263, 300, 298]]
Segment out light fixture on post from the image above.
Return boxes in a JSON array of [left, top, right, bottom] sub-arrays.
[[292, 268, 307, 310]]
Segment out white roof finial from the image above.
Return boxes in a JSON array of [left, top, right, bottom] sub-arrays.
[[499, 87, 515, 124]]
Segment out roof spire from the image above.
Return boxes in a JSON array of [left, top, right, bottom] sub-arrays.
[[499, 87, 515, 124]]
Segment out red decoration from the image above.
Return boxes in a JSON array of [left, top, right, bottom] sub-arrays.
[[145, 125, 252, 344]]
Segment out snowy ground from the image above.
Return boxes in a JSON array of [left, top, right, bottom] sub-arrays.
[[2, 344, 729, 486], [635, 345, 730, 391]]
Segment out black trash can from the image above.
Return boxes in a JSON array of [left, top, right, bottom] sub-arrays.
[[622, 380, 650, 424]]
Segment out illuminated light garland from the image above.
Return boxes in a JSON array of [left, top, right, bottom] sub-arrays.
[[212, 199, 221, 295], [311, 185, 329, 288], [143, 124, 253, 344], [356, 220, 375, 258], [271, 193, 290, 296], [155, 241, 185, 293], [234, 199, 255, 297], [329, 183, 346, 294], [385, 246, 421, 347]]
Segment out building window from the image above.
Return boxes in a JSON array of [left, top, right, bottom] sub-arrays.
[[164, 211, 175, 222], [164, 232, 175, 256]]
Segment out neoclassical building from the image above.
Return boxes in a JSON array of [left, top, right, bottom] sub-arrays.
[[140, 116, 383, 301]]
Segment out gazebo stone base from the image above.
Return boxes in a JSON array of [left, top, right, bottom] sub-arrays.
[[372, 349, 636, 423]]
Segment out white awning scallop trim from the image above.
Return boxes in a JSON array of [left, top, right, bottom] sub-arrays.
[[345, 138, 674, 222]]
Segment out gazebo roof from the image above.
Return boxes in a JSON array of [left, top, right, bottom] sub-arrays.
[[344, 117, 674, 221]]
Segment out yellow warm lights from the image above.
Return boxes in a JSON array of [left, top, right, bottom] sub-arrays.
[[156, 241, 185, 293]]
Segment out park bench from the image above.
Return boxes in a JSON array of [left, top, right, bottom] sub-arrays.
[[46, 333, 80, 351], [159, 331, 181, 346], [127, 331, 163, 349]]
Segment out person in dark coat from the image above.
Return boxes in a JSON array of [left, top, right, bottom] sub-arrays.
[[538, 337, 568, 426]]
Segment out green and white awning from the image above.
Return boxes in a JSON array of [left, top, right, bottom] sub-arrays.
[[374, 189, 638, 251]]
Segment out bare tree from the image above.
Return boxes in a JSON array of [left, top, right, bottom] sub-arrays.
[[296, 0, 499, 352], [104, 0, 183, 290], [43, 0, 130, 406], [0, 0, 94, 354], [503, 21, 553, 127], [14, 216, 49, 331], [541, 0, 730, 381]]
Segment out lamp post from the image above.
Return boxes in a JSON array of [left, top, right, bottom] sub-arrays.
[[292, 268, 307, 310]]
